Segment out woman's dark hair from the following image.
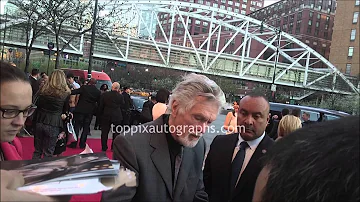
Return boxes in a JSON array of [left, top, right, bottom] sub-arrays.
[[156, 88, 170, 104], [0, 61, 29, 85], [100, 84, 108, 91]]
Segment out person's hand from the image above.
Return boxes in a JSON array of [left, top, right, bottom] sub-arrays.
[[272, 115, 279, 120], [1, 170, 68, 202]]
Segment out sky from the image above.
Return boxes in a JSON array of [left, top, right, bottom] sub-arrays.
[[264, 0, 281, 7], [1, 0, 281, 14]]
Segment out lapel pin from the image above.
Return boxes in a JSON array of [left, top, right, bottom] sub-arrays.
[[262, 149, 267, 154]]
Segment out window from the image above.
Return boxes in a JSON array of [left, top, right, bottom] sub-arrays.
[[348, 47, 354, 57], [228, 1, 233, 5], [227, 7, 232, 11], [356, 0, 360, 6], [325, 24, 328, 30], [242, 4, 247, 9], [353, 12, 359, 23], [235, 8, 239, 13], [308, 20, 312, 25], [206, 1, 210, 6], [351, 29, 356, 41], [235, 2, 240, 7], [307, 26, 312, 33], [220, 5, 225, 9], [346, 64, 351, 75], [297, 12, 302, 19], [317, 14, 321, 19], [309, 11, 313, 18], [195, 20, 200, 25], [315, 29, 319, 36], [198, 0, 203, 4], [324, 32, 328, 39], [316, 21, 319, 27], [213, 3, 218, 8]]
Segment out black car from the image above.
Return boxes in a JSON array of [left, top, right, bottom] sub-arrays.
[[129, 96, 147, 125]]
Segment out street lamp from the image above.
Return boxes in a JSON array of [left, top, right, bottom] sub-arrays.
[[47, 42, 54, 75], [270, 28, 282, 102]]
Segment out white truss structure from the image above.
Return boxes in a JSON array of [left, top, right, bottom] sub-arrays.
[[1, 0, 359, 95]]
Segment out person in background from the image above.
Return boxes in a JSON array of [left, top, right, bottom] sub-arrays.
[[69, 78, 101, 149], [121, 86, 133, 126], [98, 82, 124, 151], [0, 61, 63, 201], [317, 112, 327, 122], [252, 116, 359, 202], [290, 107, 301, 118], [32, 70, 71, 159], [66, 73, 80, 89], [140, 95, 157, 124], [94, 84, 109, 130], [268, 108, 289, 140], [223, 103, 239, 134], [275, 115, 302, 141], [152, 88, 170, 121], [301, 112, 314, 126], [29, 68, 40, 96]]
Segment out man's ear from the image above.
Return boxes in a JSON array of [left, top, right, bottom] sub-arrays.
[[171, 100, 179, 118]]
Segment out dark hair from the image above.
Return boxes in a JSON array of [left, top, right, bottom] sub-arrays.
[[291, 108, 301, 117], [261, 116, 359, 202], [100, 84, 108, 91], [156, 88, 170, 103], [66, 73, 74, 79], [0, 61, 29, 85], [281, 108, 289, 116], [123, 86, 130, 91], [31, 68, 39, 76], [40, 72, 46, 76]]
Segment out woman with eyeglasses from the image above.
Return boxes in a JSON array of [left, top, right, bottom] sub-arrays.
[[0, 61, 60, 201], [32, 70, 71, 159]]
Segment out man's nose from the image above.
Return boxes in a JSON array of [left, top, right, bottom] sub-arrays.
[[244, 116, 254, 125], [198, 122, 209, 134]]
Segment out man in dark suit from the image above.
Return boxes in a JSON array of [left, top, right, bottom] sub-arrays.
[[268, 108, 289, 140], [69, 78, 101, 149], [98, 82, 124, 151], [29, 68, 40, 96], [102, 73, 226, 202], [121, 86, 133, 126], [203, 93, 274, 202]]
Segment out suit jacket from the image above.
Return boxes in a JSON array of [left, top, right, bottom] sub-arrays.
[[268, 120, 279, 140], [122, 92, 133, 111], [29, 76, 39, 96], [98, 90, 124, 123], [203, 133, 274, 202], [101, 115, 208, 202], [71, 85, 101, 114]]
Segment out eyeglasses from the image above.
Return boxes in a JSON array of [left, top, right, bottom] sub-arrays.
[[0, 105, 37, 119]]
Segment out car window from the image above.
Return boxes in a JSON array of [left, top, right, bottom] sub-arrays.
[[132, 98, 146, 110]]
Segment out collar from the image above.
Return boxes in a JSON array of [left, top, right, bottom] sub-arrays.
[[163, 114, 183, 155], [31, 75, 38, 80], [237, 132, 265, 150]]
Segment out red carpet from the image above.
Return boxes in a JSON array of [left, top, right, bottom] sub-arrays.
[[18, 137, 114, 202]]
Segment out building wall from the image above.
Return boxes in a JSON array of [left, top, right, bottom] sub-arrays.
[[329, 0, 360, 77]]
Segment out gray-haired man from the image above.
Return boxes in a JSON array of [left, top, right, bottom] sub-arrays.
[[102, 73, 226, 202]]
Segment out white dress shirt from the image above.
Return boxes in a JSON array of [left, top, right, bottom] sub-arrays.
[[232, 132, 265, 185]]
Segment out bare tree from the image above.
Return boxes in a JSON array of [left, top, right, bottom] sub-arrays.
[[34, 0, 130, 69], [9, 0, 49, 73]]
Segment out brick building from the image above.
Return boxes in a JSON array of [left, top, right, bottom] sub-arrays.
[[329, 0, 359, 77], [249, 0, 336, 67]]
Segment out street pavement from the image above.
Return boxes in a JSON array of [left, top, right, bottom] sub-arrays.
[[88, 113, 227, 151]]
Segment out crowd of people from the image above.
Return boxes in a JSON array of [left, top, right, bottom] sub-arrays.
[[0, 60, 359, 202]]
